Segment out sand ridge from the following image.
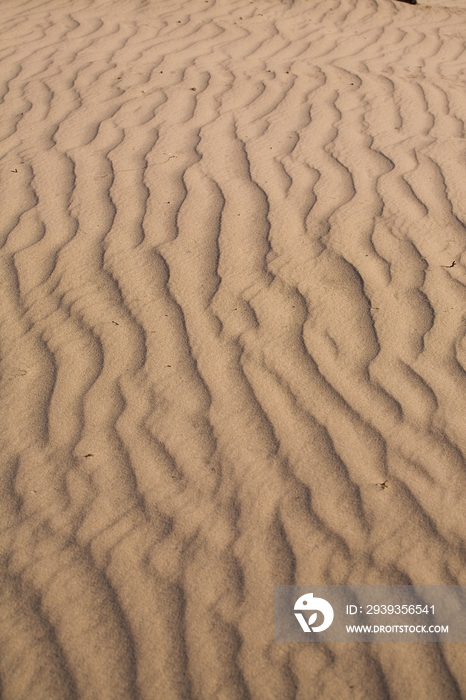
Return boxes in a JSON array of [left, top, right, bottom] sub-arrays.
[[1, 0, 466, 697]]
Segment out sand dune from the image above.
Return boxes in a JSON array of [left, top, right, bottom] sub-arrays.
[[1, 0, 466, 697]]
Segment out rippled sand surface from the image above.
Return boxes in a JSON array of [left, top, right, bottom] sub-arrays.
[[1, 0, 466, 697]]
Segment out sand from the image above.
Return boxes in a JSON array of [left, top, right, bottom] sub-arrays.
[[1, 0, 466, 697]]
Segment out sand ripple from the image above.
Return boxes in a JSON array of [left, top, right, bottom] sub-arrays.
[[1, 0, 466, 697]]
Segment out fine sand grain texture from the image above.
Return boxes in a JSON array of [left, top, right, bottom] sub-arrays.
[[1, 0, 466, 697]]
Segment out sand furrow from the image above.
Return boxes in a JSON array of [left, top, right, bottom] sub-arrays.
[[2, 0, 466, 698]]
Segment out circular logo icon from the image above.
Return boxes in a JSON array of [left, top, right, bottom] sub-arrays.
[[294, 592, 334, 632]]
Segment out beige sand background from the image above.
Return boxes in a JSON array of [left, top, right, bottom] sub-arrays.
[[1, 0, 466, 697]]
